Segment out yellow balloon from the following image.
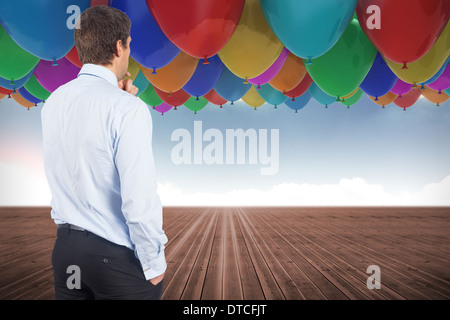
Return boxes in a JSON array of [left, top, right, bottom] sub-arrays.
[[384, 21, 450, 85], [340, 87, 359, 102], [218, 0, 283, 81], [242, 86, 266, 109], [141, 51, 199, 93], [125, 57, 140, 81], [420, 86, 449, 106], [11, 92, 35, 110], [369, 91, 398, 107]]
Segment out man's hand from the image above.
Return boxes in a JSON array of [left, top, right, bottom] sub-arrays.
[[118, 72, 139, 96], [150, 272, 165, 286]]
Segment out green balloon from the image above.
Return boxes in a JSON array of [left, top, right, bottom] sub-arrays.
[[445, 88, 450, 96], [24, 75, 50, 101], [139, 85, 162, 106], [340, 88, 364, 107], [305, 18, 377, 99], [184, 96, 208, 114], [0, 25, 40, 83]]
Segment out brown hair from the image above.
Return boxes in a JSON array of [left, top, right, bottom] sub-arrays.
[[74, 5, 131, 66]]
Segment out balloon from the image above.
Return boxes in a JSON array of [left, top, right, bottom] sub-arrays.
[[146, 0, 244, 62], [391, 79, 413, 97], [182, 55, 224, 99], [124, 57, 141, 81], [256, 84, 288, 107], [356, 0, 450, 67], [340, 88, 364, 108], [214, 67, 251, 104], [184, 96, 209, 114], [204, 89, 228, 108], [284, 73, 313, 101], [140, 51, 198, 94], [248, 47, 289, 88], [152, 102, 173, 116], [360, 52, 397, 100], [384, 21, 450, 85], [260, 0, 357, 61], [427, 64, 450, 93], [153, 86, 190, 108], [394, 88, 421, 110], [110, 0, 179, 72], [133, 70, 150, 96], [0, 67, 35, 91], [369, 91, 398, 108], [0, 0, 91, 63], [18, 86, 42, 106], [306, 18, 377, 99], [65, 46, 82, 68], [11, 92, 35, 110], [284, 91, 311, 113], [218, 0, 283, 81], [23, 75, 51, 102], [445, 88, 450, 96], [0, 93, 5, 101], [0, 87, 13, 98], [139, 85, 163, 107], [242, 86, 266, 110], [269, 52, 306, 94], [35, 57, 80, 93], [0, 24, 39, 83], [420, 86, 449, 107], [308, 82, 336, 107]]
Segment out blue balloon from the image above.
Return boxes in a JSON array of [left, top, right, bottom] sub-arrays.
[[0, 0, 90, 63], [284, 91, 311, 113], [359, 52, 397, 99], [183, 55, 224, 99], [18, 86, 42, 105], [257, 84, 287, 107], [214, 66, 251, 104], [133, 70, 150, 96], [308, 82, 336, 107], [110, 0, 180, 72], [260, 0, 357, 62], [0, 67, 35, 91]]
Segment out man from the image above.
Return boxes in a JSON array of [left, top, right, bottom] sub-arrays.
[[41, 5, 167, 300]]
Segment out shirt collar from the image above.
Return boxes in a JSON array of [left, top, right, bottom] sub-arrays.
[[78, 64, 119, 87]]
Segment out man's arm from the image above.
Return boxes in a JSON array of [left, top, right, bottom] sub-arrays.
[[113, 96, 167, 283]]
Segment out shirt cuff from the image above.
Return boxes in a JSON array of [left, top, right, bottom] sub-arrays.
[[141, 251, 167, 280]]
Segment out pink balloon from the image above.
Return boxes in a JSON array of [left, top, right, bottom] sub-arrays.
[[35, 57, 80, 93], [391, 78, 413, 97], [427, 63, 450, 93], [154, 102, 172, 115], [248, 47, 289, 88]]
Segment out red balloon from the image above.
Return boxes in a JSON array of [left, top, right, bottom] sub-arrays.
[[153, 86, 190, 108], [66, 46, 83, 68], [394, 88, 422, 110], [204, 88, 228, 107], [284, 73, 313, 101], [146, 0, 245, 63], [0, 86, 14, 97], [356, 0, 450, 68]]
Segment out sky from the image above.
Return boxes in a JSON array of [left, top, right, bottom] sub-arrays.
[[0, 91, 449, 206]]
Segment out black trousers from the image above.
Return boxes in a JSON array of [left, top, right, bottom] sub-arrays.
[[52, 226, 163, 300]]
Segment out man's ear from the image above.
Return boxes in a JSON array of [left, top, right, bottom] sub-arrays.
[[115, 39, 123, 58]]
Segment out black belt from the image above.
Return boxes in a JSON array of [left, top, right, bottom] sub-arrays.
[[57, 223, 86, 232]]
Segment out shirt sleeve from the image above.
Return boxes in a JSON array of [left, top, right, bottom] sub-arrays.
[[112, 97, 167, 280]]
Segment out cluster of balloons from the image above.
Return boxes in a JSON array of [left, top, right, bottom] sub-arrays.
[[1, 0, 449, 114]]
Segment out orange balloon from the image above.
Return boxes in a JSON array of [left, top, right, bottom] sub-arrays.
[[0, 93, 5, 101], [269, 52, 306, 94], [11, 92, 35, 110], [420, 86, 449, 106], [140, 51, 199, 93], [369, 91, 398, 107]]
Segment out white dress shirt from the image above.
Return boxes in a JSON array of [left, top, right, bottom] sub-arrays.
[[41, 63, 167, 280]]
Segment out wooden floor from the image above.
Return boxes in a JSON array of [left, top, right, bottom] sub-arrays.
[[0, 206, 449, 300]]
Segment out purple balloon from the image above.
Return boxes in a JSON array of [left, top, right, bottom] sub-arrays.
[[248, 47, 289, 88], [391, 78, 413, 97], [154, 102, 172, 115], [427, 63, 450, 93], [35, 57, 80, 92]]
